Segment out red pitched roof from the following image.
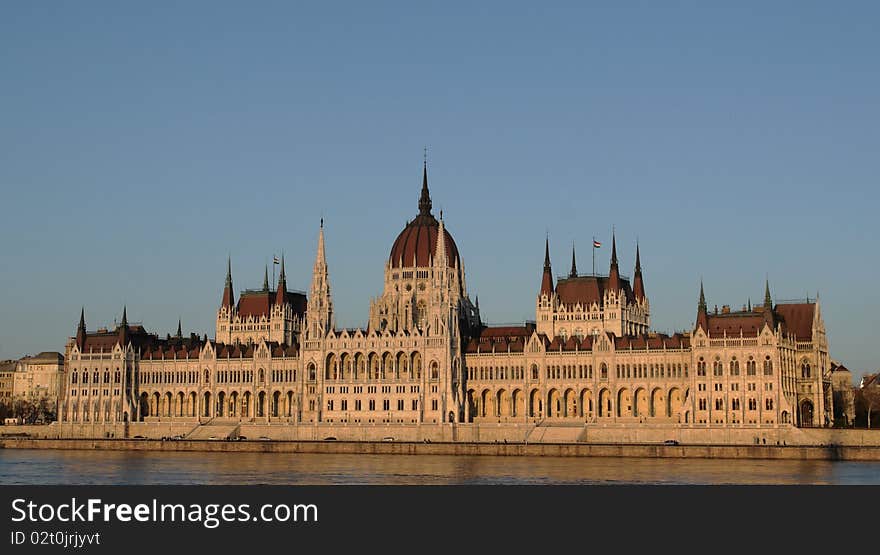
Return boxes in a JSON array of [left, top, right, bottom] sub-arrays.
[[705, 312, 765, 337], [555, 275, 635, 307], [774, 303, 815, 341]]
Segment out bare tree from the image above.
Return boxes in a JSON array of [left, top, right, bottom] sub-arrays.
[[862, 385, 880, 429]]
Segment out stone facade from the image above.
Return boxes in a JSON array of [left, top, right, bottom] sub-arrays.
[[12, 352, 65, 412], [59, 163, 836, 434]]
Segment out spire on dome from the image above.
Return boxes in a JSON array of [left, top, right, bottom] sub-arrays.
[[418, 161, 432, 216], [569, 242, 578, 278]]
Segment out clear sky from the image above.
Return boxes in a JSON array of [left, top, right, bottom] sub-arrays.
[[1, 2, 877, 378]]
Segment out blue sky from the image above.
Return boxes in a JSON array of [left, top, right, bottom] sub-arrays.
[[1, 2, 877, 378]]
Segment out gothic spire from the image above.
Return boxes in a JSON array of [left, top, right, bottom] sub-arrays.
[[118, 305, 129, 347], [275, 254, 288, 306], [263, 264, 269, 291], [176, 318, 182, 338], [610, 230, 618, 267], [569, 242, 578, 278], [633, 242, 645, 300], [544, 236, 551, 272], [76, 307, 87, 350], [434, 216, 447, 266], [222, 256, 235, 309], [418, 161, 432, 216], [540, 236, 554, 296], [696, 280, 708, 331], [608, 229, 620, 292], [763, 278, 774, 328]]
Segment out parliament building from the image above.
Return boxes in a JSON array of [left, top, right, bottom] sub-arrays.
[[60, 164, 835, 432]]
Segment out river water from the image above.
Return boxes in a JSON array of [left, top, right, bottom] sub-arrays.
[[2, 449, 880, 484]]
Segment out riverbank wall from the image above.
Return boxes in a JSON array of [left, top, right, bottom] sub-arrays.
[[2, 421, 880, 460], [2, 436, 880, 461]]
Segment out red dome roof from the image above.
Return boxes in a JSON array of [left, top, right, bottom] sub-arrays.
[[389, 163, 461, 269], [389, 214, 460, 269]]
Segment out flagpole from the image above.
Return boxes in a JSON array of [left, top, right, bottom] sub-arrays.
[[592, 236, 596, 275], [272, 256, 276, 291]]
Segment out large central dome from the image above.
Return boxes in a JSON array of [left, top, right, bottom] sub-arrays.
[[388, 164, 460, 269]]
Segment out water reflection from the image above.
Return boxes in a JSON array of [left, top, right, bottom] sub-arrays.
[[2, 449, 879, 485]]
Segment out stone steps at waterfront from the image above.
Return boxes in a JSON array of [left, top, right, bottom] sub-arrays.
[[529, 425, 585, 443], [186, 424, 240, 440]]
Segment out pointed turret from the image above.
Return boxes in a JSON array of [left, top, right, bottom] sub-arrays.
[[308, 219, 333, 336], [540, 237, 554, 296], [696, 281, 708, 331], [275, 254, 287, 305], [608, 230, 621, 293], [263, 265, 269, 291], [418, 161, 432, 216], [763, 278, 774, 328], [569, 243, 578, 278], [176, 319, 182, 339], [76, 307, 86, 350], [118, 306, 129, 347], [221, 256, 235, 309], [434, 214, 447, 267], [633, 242, 645, 300]]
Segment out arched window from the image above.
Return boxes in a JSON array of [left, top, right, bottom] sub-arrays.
[[600, 363, 608, 380], [93, 371, 99, 383], [713, 357, 723, 377], [72, 372, 78, 384], [801, 362, 811, 379], [763, 357, 773, 376], [531, 364, 539, 380], [730, 358, 739, 376], [697, 357, 706, 377], [104, 371, 110, 383], [204, 369, 210, 383]]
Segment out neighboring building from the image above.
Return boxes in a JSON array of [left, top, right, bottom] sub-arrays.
[[830, 362, 855, 426], [0, 360, 16, 407], [13, 352, 65, 412], [60, 163, 836, 430]]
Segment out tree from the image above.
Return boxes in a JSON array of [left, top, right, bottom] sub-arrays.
[[861, 385, 880, 429]]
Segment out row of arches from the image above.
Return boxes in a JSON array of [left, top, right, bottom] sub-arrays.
[[466, 386, 686, 421], [137, 390, 297, 420], [316, 352, 440, 382], [64, 399, 128, 423]]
